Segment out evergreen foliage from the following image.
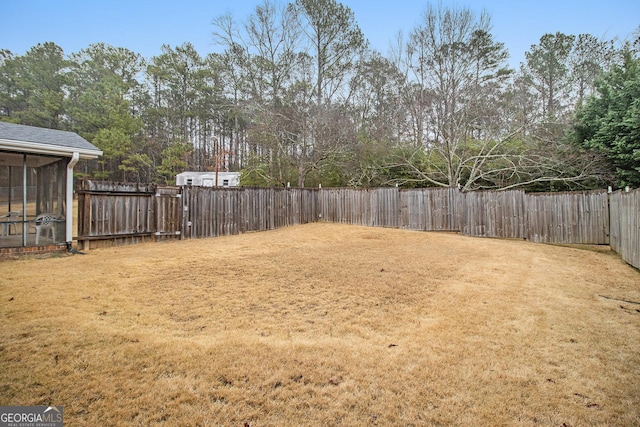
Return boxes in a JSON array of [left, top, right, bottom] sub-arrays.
[[575, 46, 640, 187]]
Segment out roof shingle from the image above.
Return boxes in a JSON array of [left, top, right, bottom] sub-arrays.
[[0, 122, 101, 154]]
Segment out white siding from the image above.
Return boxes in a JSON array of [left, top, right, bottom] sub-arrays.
[[176, 172, 240, 187]]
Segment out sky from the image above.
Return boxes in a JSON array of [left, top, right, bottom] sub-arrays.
[[1, 0, 638, 68]]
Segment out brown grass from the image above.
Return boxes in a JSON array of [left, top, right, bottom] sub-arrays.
[[1, 223, 639, 426]]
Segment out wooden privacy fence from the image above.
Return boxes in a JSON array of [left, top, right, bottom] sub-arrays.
[[78, 184, 318, 248], [76, 182, 638, 269], [76, 181, 182, 249], [182, 186, 318, 239], [318, 187, 402, 228], [321, 188, 610, 244], [463, 190, 527, 239], [525, 191, 610, 244], [319, 187, 462, 231], [609, 189, 640, 269], [400, 187, 463, 232]]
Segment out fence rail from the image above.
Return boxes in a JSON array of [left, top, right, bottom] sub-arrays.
[[75, 181, 637, 269]]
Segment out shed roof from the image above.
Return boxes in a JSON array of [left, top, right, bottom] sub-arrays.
[[176, 171, 240, 177], [0, 122, 102, 159]]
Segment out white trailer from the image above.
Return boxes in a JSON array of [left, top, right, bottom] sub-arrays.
[[176, 171, 240, 187]]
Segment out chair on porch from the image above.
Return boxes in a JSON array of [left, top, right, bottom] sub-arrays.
[[30, 213, 60, 245], [0, 211, 20, 237]]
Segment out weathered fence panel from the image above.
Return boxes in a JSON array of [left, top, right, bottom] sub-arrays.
[[373, 188, 400, 227], [526, 191, 609, 244], [183, 187, 319, 239], [400, 187, 462, 231], [315, 187, 473, 231], [462, 190, 527, 238], [185, 187, 231, 238], [319, 188, 370, 226], [610, 189, 640, 269], [155, 186, 183, 239], [76, 181, 182, 249]]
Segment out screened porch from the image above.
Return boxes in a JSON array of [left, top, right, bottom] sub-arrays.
[[0, 153, 68, 248]]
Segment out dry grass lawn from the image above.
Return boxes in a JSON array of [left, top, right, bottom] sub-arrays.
[[1, 223, 639, 426]]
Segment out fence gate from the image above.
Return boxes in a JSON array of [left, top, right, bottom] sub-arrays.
[[76, 181, 182, 250], [154, 186, 183, 239]]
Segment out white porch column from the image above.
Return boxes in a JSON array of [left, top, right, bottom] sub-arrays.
[[66, 152, 79, 247]]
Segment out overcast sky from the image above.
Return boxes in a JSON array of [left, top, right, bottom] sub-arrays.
[[2, 0, 638, 67]]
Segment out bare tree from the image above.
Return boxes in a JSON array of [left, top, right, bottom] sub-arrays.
[[394, 4, 516, 189], [569, 34, 616, 104], [291, 0, 367, 105], [521, 32, 575, 119], [213, 0, 306, 185]]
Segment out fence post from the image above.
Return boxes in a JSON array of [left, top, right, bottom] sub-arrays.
[[77, 183, 91, 250], [182, 186, 190, 239]]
